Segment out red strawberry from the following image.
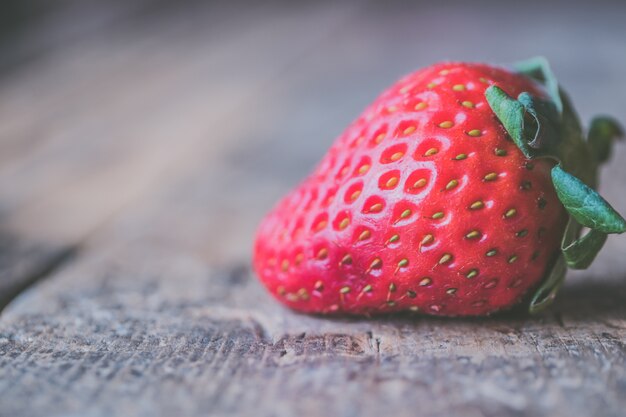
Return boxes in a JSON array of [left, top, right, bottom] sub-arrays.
[[253, 59, 624, 316]]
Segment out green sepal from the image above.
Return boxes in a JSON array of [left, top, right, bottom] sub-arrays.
[[517, 92, 561, 154], [485, 86, 531, 157], [514, 56, 563, 115], [485, 86, 563, 161], [588, 116, 624, 163], [487, 58, 625, 314], [561, 218, 607, 269], [551, 165, 626, 234], [529, 255, 566, 314]]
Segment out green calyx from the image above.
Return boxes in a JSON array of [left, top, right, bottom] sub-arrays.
[[484, 56, 625, 314]]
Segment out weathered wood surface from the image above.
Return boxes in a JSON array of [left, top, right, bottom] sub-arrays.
[[1, 1, 626, 416], [2, 243, 626, 417]]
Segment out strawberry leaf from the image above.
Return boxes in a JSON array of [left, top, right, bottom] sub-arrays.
[[486, 86, 563, 161], [485, 86, 532, 158], [517, 92, 561, 152], [514, 56, 563, 115], [562, 224, 607, 269], [588, 116, 624, 163], [551, 165, 626, 234], [529, 255, 566, 314]]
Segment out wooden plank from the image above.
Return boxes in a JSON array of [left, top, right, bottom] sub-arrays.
[[1, 243, 624, 417], [2, 1, 626, 416]]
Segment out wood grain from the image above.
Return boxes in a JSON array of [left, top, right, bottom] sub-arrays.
[[1, 243, 625, 417], [1, 1, 626, 416]]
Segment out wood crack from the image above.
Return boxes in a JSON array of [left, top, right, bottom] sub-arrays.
[[0, 238, 80, 313]]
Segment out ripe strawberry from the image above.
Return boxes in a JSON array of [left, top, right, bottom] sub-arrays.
[[253, 59, 624, 316]]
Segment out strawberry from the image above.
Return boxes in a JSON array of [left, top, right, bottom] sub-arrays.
[[253, 58, 625, 316]]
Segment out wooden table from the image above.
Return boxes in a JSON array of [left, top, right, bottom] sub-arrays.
[[1, 1, 625, 416]]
